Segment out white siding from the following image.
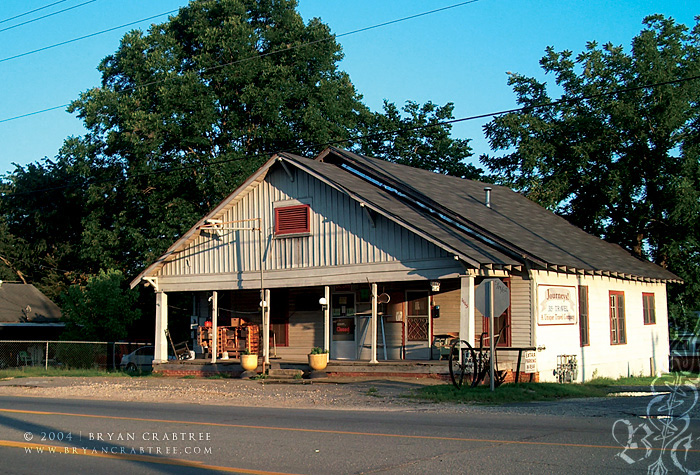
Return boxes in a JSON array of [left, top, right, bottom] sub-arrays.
[[531, 270, 669, 382]]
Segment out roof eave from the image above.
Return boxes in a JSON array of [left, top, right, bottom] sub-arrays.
[[129, 154, 281, 289]]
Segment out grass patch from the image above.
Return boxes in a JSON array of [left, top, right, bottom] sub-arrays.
[[414, 382, 609, 404], [586, 373, 700, 387], [0, 367, 131, 379], [204, 373, 230, 379], [366, 386, 383, 398]]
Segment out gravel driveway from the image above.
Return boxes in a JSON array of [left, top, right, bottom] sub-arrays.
[[0, 376, 449, 411]]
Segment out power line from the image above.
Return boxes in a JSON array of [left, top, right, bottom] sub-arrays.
[[0, 0, 68, 25], [2, 74, 699, 198], [0, 0, 479, 123], [335, 0, 478, 39], [0, 104, 68, 123], [0, 0, 97, 34], [0, 9, 180, 64]]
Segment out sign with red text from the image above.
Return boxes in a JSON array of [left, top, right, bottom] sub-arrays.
[[537, 285, 577, 325]]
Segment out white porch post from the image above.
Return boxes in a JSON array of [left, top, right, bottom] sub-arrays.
[[323, 286, 330, 352], [154, 291, 168, 363], [263, 289, 270, 366], [211, 291, 218, 364], [370, 283, 378, 364], [460, 274, 475, 347]]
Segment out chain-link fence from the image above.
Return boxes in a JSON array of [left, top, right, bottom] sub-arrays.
[[0, 341, 151, 370]]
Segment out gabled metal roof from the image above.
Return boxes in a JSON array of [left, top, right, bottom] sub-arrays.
[[279, 152, 520, 268], [131, 147, 681, 287], [315, 147, 681, 283]]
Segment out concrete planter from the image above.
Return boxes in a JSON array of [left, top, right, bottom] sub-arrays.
[[308, 353, 328, 371], [240, 354, 259, 372]]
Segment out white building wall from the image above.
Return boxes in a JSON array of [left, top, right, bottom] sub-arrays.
[[532, 270, 669, 382]]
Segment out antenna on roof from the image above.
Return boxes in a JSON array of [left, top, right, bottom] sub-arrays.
[[484, 187, 492, 208]]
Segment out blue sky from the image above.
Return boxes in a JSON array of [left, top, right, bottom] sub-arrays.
[[0, 0, 695, 175]]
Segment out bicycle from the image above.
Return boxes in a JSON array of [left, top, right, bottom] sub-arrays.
[[449, 324, 509, 389]]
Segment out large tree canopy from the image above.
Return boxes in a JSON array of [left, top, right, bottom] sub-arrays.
[[481, 15, 700, 326], [355, 100, 480, 179], [0, 0, 476, 305], [66, 0, 367, 275]]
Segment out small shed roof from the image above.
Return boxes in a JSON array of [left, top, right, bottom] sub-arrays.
[[0, 283, 62, 324]]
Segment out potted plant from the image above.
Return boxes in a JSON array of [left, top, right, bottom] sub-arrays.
[[240, 350, 259, 372], [308, 347, 329, 371]]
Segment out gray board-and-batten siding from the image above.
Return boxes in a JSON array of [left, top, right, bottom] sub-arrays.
[[156, 164, 464, 292]]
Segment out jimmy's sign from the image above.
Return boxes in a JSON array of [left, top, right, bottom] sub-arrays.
[[538, 285, 577, 325]]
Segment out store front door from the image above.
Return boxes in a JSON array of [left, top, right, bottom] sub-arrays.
[[330, 293, 356, 360], [404, 290, 430, 359]]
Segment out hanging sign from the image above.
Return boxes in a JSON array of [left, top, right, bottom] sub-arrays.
[[537, 285, 577, 325]]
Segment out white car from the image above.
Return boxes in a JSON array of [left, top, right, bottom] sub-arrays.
[[120, 346, 161, 373]]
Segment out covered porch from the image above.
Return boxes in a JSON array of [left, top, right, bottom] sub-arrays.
[[146, 274, 539, 383], [148, 276, 482, 373]]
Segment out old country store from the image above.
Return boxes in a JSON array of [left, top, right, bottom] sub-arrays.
[[130, 147, 680, 382]]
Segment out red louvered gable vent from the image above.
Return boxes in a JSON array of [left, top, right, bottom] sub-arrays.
[[275, 205, 310, 235]]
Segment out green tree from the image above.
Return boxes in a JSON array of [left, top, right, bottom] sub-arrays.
[[60, 269, 141, 341], [64, 0, 367, 273], [356, 100, 481, 178], [0, 155, 89, 299], [0, 0, 475, 299], [481, 15, 700, 327]]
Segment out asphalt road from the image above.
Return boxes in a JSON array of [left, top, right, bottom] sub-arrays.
[[0, 395, 698, 474]]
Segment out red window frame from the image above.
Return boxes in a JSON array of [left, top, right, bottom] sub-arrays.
[[579, 286, 589, 346], [642, 293, 656, 325], [275, 204, 310, 235], [482, 278, 511, 347], [609, 291, 626, 345]]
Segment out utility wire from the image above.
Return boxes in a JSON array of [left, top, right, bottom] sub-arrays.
[[0, 0, 479, 123], [0, 9, 179, 64], [0, 0, 68, 25], [0, 0, 97, 33], [2, 74, 699, 198], [335, 0, 478, 39]]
